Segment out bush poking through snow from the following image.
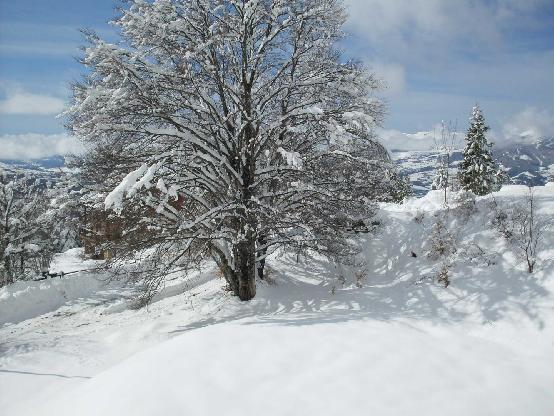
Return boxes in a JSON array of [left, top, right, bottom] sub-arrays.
[[490, 188, 548, 273], [452, 190, 477, 223], [436, 263, 451, 288], [458, 243, 497, 267], [426, 217, 457, 261], [355, 269, 367, 288], [414, 211, 425, 224]]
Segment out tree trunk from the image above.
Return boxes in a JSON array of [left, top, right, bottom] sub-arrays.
[[527, 258, 535, 273], [3, 256, 13, 286], [234, 238, 256, 301], [256, 235, 267, 280], [211, 241, 256, 301]]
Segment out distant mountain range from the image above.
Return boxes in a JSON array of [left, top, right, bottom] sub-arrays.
[[0, 156, 67, 190], [2, 139, 553, 196], [495, 137, 554, 185], [392, 137, 554, 195], [0, 155, 66, 172]]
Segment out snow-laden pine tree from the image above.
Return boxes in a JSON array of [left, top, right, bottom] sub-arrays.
[[67, 0, 402, 301], [458, 106, 501, 196]]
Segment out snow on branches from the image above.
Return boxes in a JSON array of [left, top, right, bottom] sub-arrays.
[[67, 0, 402, 301], [458, 105, 502, 196]]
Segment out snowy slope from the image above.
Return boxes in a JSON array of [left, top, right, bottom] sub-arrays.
[[0, 249, 112, 326], [1, 185, 553, 416], [41, 319, 554, 416]]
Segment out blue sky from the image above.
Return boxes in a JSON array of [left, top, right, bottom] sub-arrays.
[[1, 0, 553, 158], [0, 0, 117, 136]]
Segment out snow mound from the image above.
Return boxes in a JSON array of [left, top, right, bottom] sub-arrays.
[[3, 185, 554, 416], [45, 319, 553, 416], [0, 249, 108, 325]]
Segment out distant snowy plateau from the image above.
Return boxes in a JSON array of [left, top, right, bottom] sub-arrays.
[[1, 184, 554, 415], [2, 139, 553, 196], [392, 137, 554, 195]]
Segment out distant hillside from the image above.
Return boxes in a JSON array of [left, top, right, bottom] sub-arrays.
[[0, 155, 66, 172], [391, 137, 554, 195], [496, 137, 554, 185], [2, 140, 553, 197], [0, 155, 67, 190]]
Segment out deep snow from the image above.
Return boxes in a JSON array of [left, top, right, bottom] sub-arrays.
[[1, 185, 553, 416]]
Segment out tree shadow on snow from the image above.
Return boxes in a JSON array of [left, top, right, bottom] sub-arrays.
[[170, 225, 551, 334]]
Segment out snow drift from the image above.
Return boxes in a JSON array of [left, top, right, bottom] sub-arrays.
[[45, 319, 554, 416], [0, 249, 107, 325], [2, 185, 554, 416]]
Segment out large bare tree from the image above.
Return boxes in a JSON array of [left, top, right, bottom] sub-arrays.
[[67, 0, 399, 301]]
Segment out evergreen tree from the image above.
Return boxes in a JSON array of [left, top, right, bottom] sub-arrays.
[[387, 170, 413, 202], [432, 163, 449, 191], [458, 105, 500, 196]]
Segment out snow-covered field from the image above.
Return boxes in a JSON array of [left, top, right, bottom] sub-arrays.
[[1, 185, 553, 416]]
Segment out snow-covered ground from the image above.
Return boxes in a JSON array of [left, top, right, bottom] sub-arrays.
[[1, 185, 553, 416]]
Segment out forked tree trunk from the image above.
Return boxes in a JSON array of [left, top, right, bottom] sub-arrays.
[[527, 258, 535, 273], [211, 239, 256, 301], [234, 238, 257, 301]]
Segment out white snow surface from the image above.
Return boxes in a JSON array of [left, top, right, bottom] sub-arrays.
[[1, 185, 554, 415], [0, 249, 110, 326]]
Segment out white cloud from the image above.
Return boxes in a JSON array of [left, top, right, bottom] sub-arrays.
[[344, 1, 498, 64], [500, 108, 554, 146], [0, 90, 66, 115], [379, 108, 554, 151], [343, 0, 549, 63], [365, 61, 406, 96], [0, 133, 83, 160], [340, 0, 554, 135], [378, 128, 437, 151]]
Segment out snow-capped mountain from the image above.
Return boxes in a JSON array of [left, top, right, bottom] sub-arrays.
[[391, 137, 554, 195], [0, 155, 66, 172], [496, 137, 554, 185], [3, 139, 553, 197], [0, 156, 67, 190]]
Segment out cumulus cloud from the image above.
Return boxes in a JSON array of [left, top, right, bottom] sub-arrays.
[[365, 61, 406, 96], [378, 129, 437, 151], [344, 1, 493, 65], [339, 0, 554, 135], [379, 108, 554, 152], [500, 108, 554, 147], [0, 133, 83, 160], [0, 90, 65, 115], [343, 0, 551, 63]]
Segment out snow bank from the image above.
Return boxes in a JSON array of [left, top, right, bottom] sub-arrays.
[[3, 185, 554, 416], [387, 183, 554, 214], [44, 319, 553, 416], [0, 276, 107, 325], [0, 249, 107, 325]]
